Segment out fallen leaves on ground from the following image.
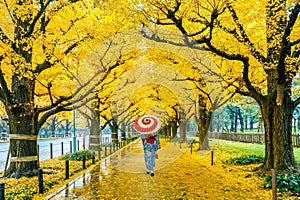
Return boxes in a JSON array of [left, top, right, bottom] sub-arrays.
[[0, 157, 95, 200], [1, 139, 299, 199], [75, 140, 276, 200]]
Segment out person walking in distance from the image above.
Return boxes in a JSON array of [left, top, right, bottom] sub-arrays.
[[141, 132, 160, 176], [133, 115, 161, 176]]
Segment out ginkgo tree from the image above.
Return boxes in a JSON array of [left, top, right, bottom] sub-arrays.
[[140, 0, 300, 170], [0, 0, 138, 178]]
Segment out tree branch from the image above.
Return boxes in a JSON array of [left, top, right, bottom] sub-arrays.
[[3, 0, 15, 24], [25, 0, 50, 37], [277, 3, 300, 84], [291, 38, 300, 46], [205, 41, 264, 103], [220, 4, 267, 64], [286, 3, 300, 56], [293, 97, 300, 110], [0, 68, 11, 105], [36, 54, 131, 128], [64, 34, 93, 55], [34, 33, 93, 75], [34, 60, 52, 73], [0, 27, 13, 45], [26, 0, 82, 37]]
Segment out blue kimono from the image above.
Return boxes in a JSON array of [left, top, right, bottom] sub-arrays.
[[141, 133, 160, 176]]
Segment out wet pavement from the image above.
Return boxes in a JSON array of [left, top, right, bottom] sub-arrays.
[[46, 138, 191, 199], [0, 137, 85, 172]]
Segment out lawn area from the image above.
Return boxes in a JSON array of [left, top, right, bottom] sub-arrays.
[[209, 138, 300, 162]]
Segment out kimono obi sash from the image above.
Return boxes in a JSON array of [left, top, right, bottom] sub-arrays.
[[146, 135, 156, 144]]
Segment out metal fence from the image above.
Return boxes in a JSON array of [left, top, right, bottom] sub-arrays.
[[208, 132, 300, 147], [0, 138, 85, 173]]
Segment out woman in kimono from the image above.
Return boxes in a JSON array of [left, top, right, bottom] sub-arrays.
[[141, 132, 160, 176]]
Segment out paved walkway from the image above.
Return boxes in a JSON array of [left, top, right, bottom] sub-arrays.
[[47, 138, 192, 199], [47, 138, 272, 199]]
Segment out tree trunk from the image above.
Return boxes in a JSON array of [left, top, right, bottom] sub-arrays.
[[111, 120, 119, 144], [121, 123, 126, 140], [179, 113, 187, 142], [65, 120, 71, 137], [230, 111, 234, 132], [209, 112, 214, 132], [293, 117, 296, 133], [159, 126, 166, 137], [5, 113, 39, 178], [234, 106, 238, 133], [127, 125, 131, 138], [244, 116, 248, 131], [171, 121, 177, 138], [89, 118, 101, 151], [5, 78, 38, 178], [249, 116, 255, 130], [297, 116, 300, 131], [258, 116, 263, 133], [262, 73, 296, 170], [167, 125, 172, 138], [198, 109, 212, 150], [238, 108, 244, 132], [216, 113, 222, 132]]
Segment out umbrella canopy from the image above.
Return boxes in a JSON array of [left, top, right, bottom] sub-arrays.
[[133, 115, 161, 134]]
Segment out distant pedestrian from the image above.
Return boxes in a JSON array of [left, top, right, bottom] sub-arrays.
[[133, 115, 162, 176], [141, 132, 160, 176]]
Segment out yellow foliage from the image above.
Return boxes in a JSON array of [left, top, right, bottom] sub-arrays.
[[139, 0, 300, 100], [67, 140, 274, 199]]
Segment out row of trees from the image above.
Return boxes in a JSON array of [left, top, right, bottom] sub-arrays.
[[0, 0, 140, 177], [211, 102, 300, 133], [0, 0, 299, 178], [139, 0, 300, 170]]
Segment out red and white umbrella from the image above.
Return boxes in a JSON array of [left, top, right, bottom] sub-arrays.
[[133, 115, 161, 134]]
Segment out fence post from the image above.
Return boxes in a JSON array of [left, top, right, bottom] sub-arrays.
[[272, 169, 276, 200], [61, 142, 64, 155], [65, 160, 69, 179], [77, 140, 80, 151], [50, 143, 53, 159], [0, 183, 4, 200], [92, 152, 95, 164], [83, 155, 86, 169], [211, 151, 214, 166], [70, 141, 72, 154], [38, 168, 44, 194], [110, 144, 112, 154], [190, 140, 194, 154], [98, 149, 101, 160]]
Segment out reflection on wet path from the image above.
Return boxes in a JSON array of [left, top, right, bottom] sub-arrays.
[[46, 139, 190, 199]]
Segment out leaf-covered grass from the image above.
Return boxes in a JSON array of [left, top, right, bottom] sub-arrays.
[[0, 155, 96, 200], [264, 173, 300, 195], [60, 149, 94, 161], [226, 155, 264, 165], [210, 139, 300, 198], [209, 138, 265, 156], [209, 138, 300, 163]]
